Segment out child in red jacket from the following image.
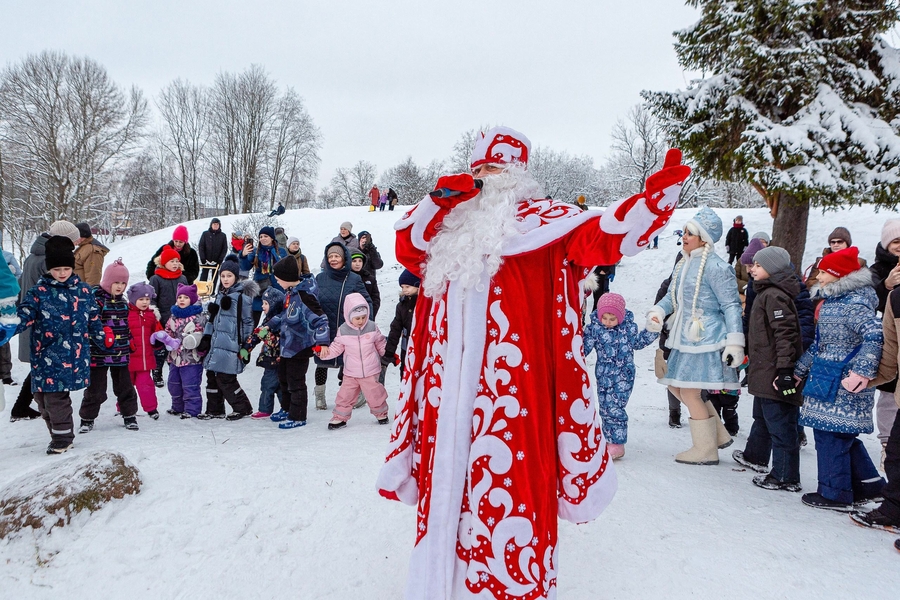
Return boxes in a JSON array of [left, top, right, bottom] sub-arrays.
[[126, 282, 163, 419]]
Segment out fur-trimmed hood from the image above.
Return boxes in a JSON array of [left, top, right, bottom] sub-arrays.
[[811, 267, 874, 301], [233, 279, 260, 298]]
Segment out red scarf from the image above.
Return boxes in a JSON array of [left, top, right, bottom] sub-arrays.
[[154, 266, 183, 280]]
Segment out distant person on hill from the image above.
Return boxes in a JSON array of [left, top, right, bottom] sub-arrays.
[[387, 187, 399, 211], [146, 225, 200, 284], [724, 215, 749, 265], [368, 185, 380, 210]]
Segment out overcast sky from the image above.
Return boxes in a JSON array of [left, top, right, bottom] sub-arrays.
[[2, 0, 700, 185]]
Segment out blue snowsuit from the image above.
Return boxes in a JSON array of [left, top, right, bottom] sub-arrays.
[[583, 309, 658, 444]]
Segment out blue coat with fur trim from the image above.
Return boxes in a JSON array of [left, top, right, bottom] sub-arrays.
[[14, 274, 105, 392], [203, 279, 259, 375], [796, 268, 883, 434], [583, 309, 657, 393]]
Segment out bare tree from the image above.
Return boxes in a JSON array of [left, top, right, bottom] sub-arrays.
[[264, 88, 321, 210], [324, 160, 378, 207], [0, 50, 147, 222], [381, 157, 444, 205], [157, 79, 209, 221]]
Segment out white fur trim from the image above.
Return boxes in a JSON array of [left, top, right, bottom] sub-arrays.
[[725, 333, 746, 347], [658, 377, 741, 390], [582, 271, 599, 292], [395, 196, 442, 252], [600, 195, 672, 256]]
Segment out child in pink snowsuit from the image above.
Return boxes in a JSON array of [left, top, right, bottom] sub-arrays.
[[318, 292, 389, 430], [126, 282, 163, 418]]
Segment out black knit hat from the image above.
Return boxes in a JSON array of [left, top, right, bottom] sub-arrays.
[[75, 222, 92, 239], [45, 235, 76, 269], [399, 269, 421, 288], [219, 254, 241, 278], [273, 256, 300, 282]]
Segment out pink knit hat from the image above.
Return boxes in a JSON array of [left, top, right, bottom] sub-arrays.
[[595, 292, 626, 324], [100, 258, 130, 294], [172, 225, 189, 243]]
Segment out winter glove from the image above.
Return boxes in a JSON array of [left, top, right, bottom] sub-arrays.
[[643, 149, 692, 216], [0, 323, 18, 347], [381, 353, 400, 367], [773, 368, 798, 397], [722, 345, 745, 367], [430, 174, 482, 209], [257, 326, 269, 339], [182, 332, 203, 350], [207, 303, 220, 320], [196, 335, 212, 354], [150, 331, 180, 352], [103, 326, 115, 348], [645, 307, 666, 333], [239, 348, 251, 365], [841, 371, 870, 393]]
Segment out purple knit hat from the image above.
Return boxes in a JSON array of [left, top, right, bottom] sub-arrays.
[[176, 283, 199, 305], [595, 292, 626, 324], [740, 237, 766, 266], [127, 281, 155, 304]]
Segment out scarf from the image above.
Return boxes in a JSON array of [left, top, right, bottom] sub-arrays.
[[154, 267, 183, 280]]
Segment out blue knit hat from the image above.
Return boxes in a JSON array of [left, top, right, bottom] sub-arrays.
[[220, 254, 241, 278], [259, 226, 276, 241], [687, 207, 723, 245], [399, 269, 421, 288], [127, 281, 156, 304], [262, 286, 286, 315]]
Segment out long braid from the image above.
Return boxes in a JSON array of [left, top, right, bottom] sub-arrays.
[[687, 244, 711, 342], [669, 257, 686, 316]]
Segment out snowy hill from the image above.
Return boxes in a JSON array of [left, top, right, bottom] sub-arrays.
[[0, 203, 897, 599]]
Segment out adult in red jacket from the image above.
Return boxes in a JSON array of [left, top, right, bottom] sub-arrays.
[[376, 126, 690, 599], [368, 185, 380, 209]]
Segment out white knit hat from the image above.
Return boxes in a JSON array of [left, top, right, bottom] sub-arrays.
[[881, 219, 900, 249], [48, 220, 81, 243]]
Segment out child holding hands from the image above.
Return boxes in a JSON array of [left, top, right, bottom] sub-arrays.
[[318, 292, 389, 430]]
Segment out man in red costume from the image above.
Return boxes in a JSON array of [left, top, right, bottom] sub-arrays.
[[377, 126, 690, 599]]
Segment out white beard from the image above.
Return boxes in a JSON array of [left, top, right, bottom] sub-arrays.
[[422, 165, 543, 299]]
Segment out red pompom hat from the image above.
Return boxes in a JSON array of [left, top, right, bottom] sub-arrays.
[[818, 246, 861, 278], [160, 246, 181, 267]]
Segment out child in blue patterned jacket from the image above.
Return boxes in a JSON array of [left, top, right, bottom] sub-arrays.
[[583, 292, 658, 460], [795, 246, 886, 511]]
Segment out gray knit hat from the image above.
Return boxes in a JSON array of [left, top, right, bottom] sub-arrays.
[[753, 246, 792, 276], [48, 220, 81, 243], [340, 221, 353, 232], [751, 231, 771, 243]]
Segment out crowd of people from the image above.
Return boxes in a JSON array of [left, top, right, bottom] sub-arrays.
[[0, 124, 900, 580], [0, 216, 421, 453]]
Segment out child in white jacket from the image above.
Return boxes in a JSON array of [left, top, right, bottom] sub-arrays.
[[318, 292, 389, 430]]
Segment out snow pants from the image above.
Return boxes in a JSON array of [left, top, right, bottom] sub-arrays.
[[876, 389, 898, 444], [597, 386, 630, 445], [813, 429, 885, 504], [131, 370, 158, 413], [35, 391, 74, 444], [169, 364, 203, 416], [258, 367, 282, 414], [0, 342, 11, 380], [278, 354, 310, 422], [80, 366, 138, 420], [742, 396, 800, 483], [332, 374, 388, 422], [205, 371, 253, 416], [879, 412, 900, 520]]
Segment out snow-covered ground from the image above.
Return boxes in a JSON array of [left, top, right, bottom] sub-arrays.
[[1, 203, 898, 599]]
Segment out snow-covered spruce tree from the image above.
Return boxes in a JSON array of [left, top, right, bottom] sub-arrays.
[[643, 0, 900, 267]]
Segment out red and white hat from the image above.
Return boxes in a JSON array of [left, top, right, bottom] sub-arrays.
[[470, 126, 531, 170], [818, 246, 861, 278]]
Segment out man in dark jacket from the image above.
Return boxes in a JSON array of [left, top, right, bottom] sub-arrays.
[[733, 247, 804, 492], [146, 224, 200, 284], [725, 215, 749, 265], [198, 218, 228, 267]]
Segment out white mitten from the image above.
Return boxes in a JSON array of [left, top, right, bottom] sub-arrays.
[[183, 321, 196, 335], [645, 307, 666, 333], [182, 332, 203, 350], [722, 345, 745, 367]]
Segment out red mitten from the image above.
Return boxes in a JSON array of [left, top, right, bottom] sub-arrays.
[[392, 353, 401, 366], [430, 174, 481, 209], [644, 148, 692, 215], [103, 326, 115, 348]]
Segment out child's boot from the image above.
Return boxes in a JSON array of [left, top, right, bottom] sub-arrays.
[[608, 443, 625, 460], [675, 418, 719, 465], [668, 408, 681, 429], [314, 384, 327, 410], [79, 419, 94, 434], [124, 416, 139, 430]]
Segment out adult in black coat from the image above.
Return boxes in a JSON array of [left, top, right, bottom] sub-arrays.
[[198, 218, 228, 266], [146, 240, 200, 284], [312, 242, 373, 410]]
